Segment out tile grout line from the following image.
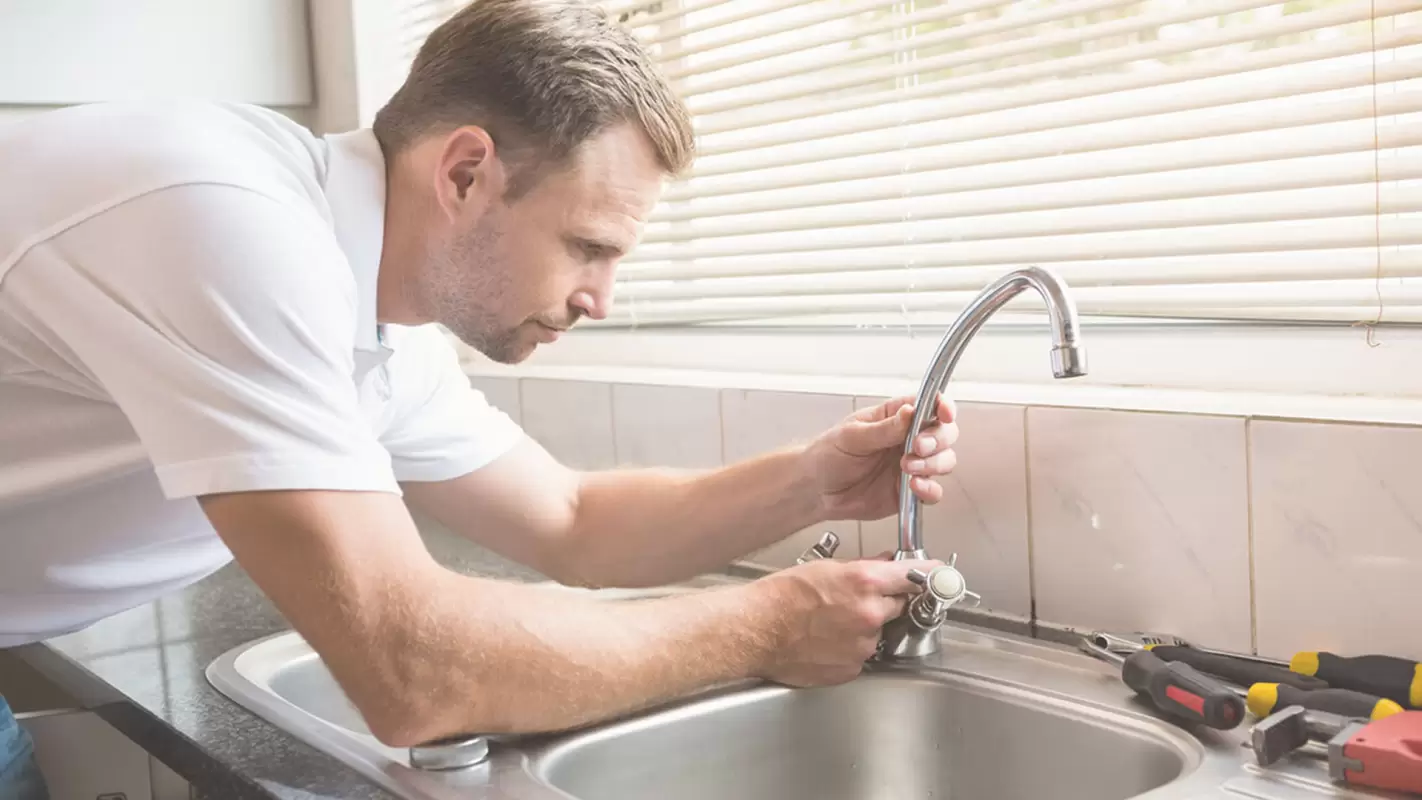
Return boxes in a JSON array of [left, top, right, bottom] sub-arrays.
[[717, 389, 728, 468], [1245, 417, 1260, 656], [607, 382, 620, 467], [513, 377, 525, 428], [1021, 405, 1039, 636]]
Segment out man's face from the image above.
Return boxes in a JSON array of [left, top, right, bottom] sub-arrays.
[[423, 123, 664, 364]]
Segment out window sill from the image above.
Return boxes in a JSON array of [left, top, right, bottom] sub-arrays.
[[457, 323, 1422, 426]]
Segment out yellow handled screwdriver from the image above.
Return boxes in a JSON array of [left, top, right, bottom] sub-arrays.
[[1244, 682, 1405, 722], [1289, 651, 1422, 711]]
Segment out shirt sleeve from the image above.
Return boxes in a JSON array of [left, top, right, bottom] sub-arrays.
[[377, 324, 525, 483], [3, 182, 400, 499]]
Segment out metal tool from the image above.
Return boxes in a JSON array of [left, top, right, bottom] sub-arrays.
[[1091, 633, 1327, 692], [1079, 638, 1245, 730], [1251, 706, 1422, 795], [1090, 631, 1284, 668], [795, 531, 840, 564]]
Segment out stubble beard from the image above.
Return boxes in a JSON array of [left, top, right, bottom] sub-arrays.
[[425, 221, 532, 365]]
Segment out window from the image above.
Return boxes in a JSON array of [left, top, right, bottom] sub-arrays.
[[381, 1, 1422, 405], [606, 0, 1421, 329]]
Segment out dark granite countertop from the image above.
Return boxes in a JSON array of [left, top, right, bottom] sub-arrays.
[[15, 526, 547, 800]]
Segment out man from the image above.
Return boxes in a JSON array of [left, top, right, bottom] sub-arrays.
[[0, 0, 958, 792]]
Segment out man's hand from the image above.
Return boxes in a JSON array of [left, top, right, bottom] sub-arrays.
[[753, 557, 940, 686], [804, 394, 959, 521]]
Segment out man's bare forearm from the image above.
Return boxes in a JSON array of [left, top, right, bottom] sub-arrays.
[[201, 489, 787, 747], [563, 446, 825, 588], [378, 569, 781, 741]]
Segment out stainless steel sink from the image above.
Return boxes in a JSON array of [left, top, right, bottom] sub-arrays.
[[207, 581, 1356, 800], [534, 670, 1186, 800]]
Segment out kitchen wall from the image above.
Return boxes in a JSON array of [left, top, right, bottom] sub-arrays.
[[471, 374, 1422, 664], [0, 0, 316, 127]]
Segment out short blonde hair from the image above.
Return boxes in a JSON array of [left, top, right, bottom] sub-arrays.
[[373, 0, 694, 192]]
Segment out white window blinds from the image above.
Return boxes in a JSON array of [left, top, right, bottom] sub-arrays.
[[388, 1, 1422, 329], [601, 0, 1422, 328]]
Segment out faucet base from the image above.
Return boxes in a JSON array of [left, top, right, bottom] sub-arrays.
[[876, 614, 943, 660]]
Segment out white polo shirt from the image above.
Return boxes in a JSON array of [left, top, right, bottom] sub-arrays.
[[0, 101, 523, 646]]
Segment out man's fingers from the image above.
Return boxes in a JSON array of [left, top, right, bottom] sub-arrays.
[[937, 393, 958, 424], [908, 421, 959, 458], [857, 558, 944, 595], [851, 395, 914, 423], [909, 476, 945, 504], [877, 594, 908, 621], [902, 449, 957, 478], [840, 411, 912, 454]]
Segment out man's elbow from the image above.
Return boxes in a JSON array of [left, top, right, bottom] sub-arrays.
[[350, 662, 496, 748]]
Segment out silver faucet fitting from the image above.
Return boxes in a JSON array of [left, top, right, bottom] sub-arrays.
[[881, 266, 1086, 659]]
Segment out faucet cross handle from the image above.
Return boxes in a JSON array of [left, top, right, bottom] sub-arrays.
[[905, 559, 981, 620]]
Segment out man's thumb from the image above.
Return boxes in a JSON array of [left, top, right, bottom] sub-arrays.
[[840, 407, 911, 454]]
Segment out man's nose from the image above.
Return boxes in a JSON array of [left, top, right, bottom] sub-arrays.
[[569, 290, 608, 322], [570, 270, 615, 321]]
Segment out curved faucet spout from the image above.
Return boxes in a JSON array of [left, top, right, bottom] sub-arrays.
[[894, 266, 1086, 560]]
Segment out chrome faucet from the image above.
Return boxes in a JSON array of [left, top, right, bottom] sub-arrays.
[[878, 266, 1087, 660]]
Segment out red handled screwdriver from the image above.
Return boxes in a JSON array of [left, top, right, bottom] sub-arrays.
[[1081, 639, 1245, 730]]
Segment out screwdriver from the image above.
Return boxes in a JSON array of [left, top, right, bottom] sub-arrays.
[[1245, 681, 1406, 722], [1289, 651, 1422, 710], [1143, 645, 1329, 692], [1081, 639, 1245, 730]]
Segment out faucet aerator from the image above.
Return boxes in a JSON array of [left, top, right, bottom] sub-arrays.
[[1051, 344, 1088, 379]]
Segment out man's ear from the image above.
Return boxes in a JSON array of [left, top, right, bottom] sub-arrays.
[[432, 126, 502, 221]]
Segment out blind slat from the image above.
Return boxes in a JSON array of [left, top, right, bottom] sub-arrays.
[[653, 121, 1422, 223], [644, 153, 1422, 244], [619, 216, 1422, 281], [618, 250, 1422, 302], [603, 280, 1422, 327], [664, 88, 1422, 202], [629, 186, 1422, 262]]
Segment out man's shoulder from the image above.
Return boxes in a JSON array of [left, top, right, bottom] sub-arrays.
[[0, 101, 331, 264], [11, 99, 316, 166]]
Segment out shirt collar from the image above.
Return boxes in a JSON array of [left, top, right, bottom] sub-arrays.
[[322, 128, 389, 358]]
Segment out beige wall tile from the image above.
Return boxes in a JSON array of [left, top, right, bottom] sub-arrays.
[[1028, 407, 1252, 651], [1251, 420, 1422, 661]]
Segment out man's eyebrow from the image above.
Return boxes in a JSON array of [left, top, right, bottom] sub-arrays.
[[572, 234, 628, 258]]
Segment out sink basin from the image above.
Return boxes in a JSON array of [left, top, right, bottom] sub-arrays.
[[535, 671, 1185, 800], [206, 581, 1334, 800]]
